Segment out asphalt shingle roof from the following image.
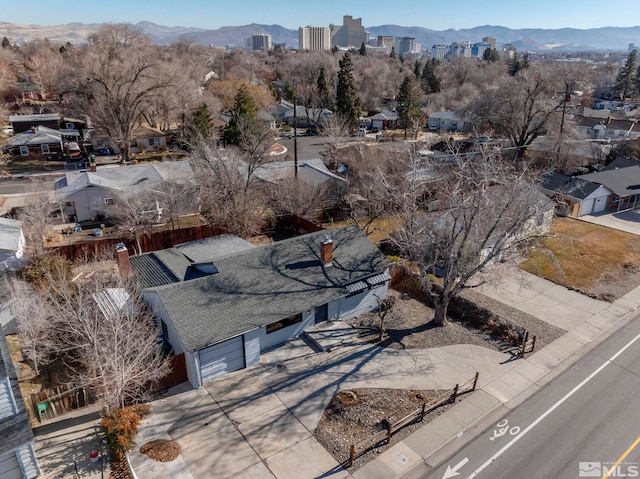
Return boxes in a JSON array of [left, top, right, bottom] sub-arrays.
[[54, 161, 194, 201], [581, 164, 640, 198], [541, 173, 602, 200], [148, 226, 387, 351], [175, 235, 255, 263]]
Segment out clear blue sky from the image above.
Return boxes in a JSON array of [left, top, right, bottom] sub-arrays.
[[2, 0, 639, 30]]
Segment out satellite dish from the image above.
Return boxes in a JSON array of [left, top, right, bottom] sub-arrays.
[[66, 122, 74, 129]]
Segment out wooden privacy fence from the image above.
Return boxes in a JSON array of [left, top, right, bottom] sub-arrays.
[[28, 383, 97, 424], [347, 372, 480, 468]]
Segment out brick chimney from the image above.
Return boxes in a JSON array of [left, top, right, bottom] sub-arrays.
[[115, 243, 131, 279], [320, 235, 333, 265]]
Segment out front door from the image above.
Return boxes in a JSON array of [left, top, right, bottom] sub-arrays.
[[315, 304, 328, 324]]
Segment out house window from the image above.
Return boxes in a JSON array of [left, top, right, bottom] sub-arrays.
[[266, 313, 302, 334], [104, 197, 115, 206], [148, 138, 160, 146], [41, 144, 50, 154], [19, 146, 28, 156]]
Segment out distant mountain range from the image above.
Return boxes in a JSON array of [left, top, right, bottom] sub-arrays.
[[1, 20, 639, 52]]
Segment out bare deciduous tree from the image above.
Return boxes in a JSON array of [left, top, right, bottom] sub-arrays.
[[190, 141, 268, 237], [18, 259, 170, 410], [392, 152, 548, 326], [67, 25, 173, 162], [12, 281, 57, 376], [470, 66, 558, 159], [107, 188, 163, 256], [18, 185, 57, 257]]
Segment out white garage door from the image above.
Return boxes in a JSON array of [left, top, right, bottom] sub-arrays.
[[0, 450, 21, 479], [580, 198, 594, 216], [339, 284, 388, 320], [199, 336, 245, 384], [593, 196, 607, 213]]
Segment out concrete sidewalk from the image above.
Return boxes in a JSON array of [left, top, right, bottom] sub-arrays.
[[127, 273, 640, 479]]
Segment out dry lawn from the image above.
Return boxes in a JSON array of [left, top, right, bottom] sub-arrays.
[[520, 217, 640, 300], [326, 216, 402, 246]]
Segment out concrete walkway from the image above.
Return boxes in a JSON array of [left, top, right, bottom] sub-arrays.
[[580, 210, 640, 236], [33, 406, 110, 479], [126, 271, 640, 479]]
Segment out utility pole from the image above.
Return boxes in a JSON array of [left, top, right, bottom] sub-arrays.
[[293, 96, 298, 178]]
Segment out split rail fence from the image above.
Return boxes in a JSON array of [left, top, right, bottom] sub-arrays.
[[347, 372, 480, 467]]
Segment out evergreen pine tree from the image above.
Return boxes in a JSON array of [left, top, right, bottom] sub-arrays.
[[191, 103, 213, 141], [1, 37, 10, 49], [482, 47, 500, 63], [335, 52, 362, 127], [359, 42, 367, 56], [615, 49, 638, 100], [317, 66, 330, 108], [508, 51, 521, 76], [223, 84, 257, 146], [421, 59, 441, 94], [389, 46, 396, 59], [414, 60, 422, 80], [397, 75, 423, 139]]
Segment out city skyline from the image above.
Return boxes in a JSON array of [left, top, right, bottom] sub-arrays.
[[2, 0, 640, 32]]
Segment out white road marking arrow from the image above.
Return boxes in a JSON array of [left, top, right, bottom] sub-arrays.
[[443, 457, 469, 479]]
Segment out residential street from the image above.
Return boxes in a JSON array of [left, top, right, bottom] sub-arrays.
[[426, 309, 640, 479]]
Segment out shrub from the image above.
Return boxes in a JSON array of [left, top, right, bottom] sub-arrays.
[[102, 405, 147, 459]]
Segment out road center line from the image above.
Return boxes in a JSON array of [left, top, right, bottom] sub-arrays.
[[466, 329, 640, 479], [602, 435, 640, 479]]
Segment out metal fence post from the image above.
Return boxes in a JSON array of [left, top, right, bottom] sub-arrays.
[[387, 421, 393, 444], [421, 402, 426, 421], [472, 371, 479, 391], [349, 445, 355, 467], [452, 384, 459, 403]]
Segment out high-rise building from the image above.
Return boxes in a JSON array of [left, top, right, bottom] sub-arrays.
[[330, 15, 368, 48], [249, 34, 272, 51], [395, 37, 420, 56], [298, 26, 331, 51], [377, 35, 394, 55], [482, 36, 497, 49]]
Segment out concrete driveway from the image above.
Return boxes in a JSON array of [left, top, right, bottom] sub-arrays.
[[129, 325, 518, 479], [580, 209, 640, 236]]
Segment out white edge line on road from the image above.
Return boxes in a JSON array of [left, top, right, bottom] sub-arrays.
[[465, 329, 640, 479]]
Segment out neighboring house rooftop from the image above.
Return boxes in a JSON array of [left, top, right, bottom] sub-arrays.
[[0, 325, 34, 455], [144, 226, 387, 351], [9, 113, 60, 123], [541, 173, 603, 200], [54, 161, 194, 201], [0, 218, 22, 253], [2, 126, 62, 148], [250, 157, 348, 188]]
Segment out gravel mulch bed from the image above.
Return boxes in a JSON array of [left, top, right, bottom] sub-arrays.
[[351, 280, 566, 352], [314, 388, 468, 470]]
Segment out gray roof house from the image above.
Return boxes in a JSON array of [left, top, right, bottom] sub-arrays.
[[247, 157, 348, 209], [0, 326, 40, 478], [54, 161, 195, 222], [540, 172, 611, 217], [119, 227, 389, 387], [0, 218, 25, 269]]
